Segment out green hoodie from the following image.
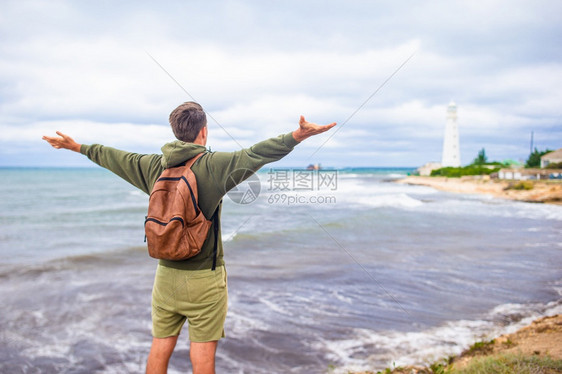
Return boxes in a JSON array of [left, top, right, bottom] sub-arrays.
[[80, 132, 300, 270]]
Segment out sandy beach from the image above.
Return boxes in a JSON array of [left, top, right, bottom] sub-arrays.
[[396, 176, 562, 205]]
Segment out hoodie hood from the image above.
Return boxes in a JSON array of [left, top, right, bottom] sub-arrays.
[[160, 140, 207, 169]]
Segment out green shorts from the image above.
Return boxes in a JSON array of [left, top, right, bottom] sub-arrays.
[[151, 264, 228, 342]]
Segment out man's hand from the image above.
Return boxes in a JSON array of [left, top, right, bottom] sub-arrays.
[[292, 116, 337, 142], [42, 131, 81, 152]]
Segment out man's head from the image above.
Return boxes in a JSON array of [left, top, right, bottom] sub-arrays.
[[169, 102, 207, 143]]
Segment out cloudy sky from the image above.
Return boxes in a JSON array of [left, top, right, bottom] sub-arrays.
[[1, 0, 561, 167]]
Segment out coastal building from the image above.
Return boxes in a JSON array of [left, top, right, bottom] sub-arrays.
[[541, 148, 562, 168], [441, 101, 461, 167], [417, 162, 442, 176], [498, 168, 561, 180]]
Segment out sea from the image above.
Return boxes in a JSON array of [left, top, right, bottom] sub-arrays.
[[0, 166, 561, 374]]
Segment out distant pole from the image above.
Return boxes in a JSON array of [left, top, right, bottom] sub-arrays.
[[530, 131, 534, 155]]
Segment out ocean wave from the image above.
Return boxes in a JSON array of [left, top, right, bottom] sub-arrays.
[[338, 173, 364, 179], [324, 178, 435, 208], [0, 246, 148, 279], [317, 297, 562, 373], [360, 193, 423, 209], [128, 190, 145, 197], [77, 204, 147, 216], [417, 196, 562, 221], [221, 211, 349, 245], [221, 229, 239, 242], [386, 173, 409, 179]]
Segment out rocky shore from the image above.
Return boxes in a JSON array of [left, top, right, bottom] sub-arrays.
[[396, 176, 562, 205]]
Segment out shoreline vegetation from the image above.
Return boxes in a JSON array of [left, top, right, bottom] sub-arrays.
[[396, 176, 562, 205], [350, 314, 562, 374]]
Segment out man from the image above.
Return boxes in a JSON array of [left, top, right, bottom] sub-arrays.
[[42, 101, 336, 374]]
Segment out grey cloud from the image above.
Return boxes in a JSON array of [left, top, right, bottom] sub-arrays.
[[0, 0, 560, 167]]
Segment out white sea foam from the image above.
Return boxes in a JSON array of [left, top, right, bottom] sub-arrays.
[[318, 298, 562, 373], [227, 309, 270, 335], [222, 229, 239, 242], [338, 173, 364, 179], [23, 340, 70, 359], [362, 193, 423, 209], [331, 290, 353, 304], [422, 197, 562, 221], [254, 172, 432, 212], [321, 178, 426, 210], [259, 296, 293, 316], [387, 173, 408, 179], [318, 319, 490, 372]]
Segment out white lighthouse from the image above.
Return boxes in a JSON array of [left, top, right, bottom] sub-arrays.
[[441, 101, 461, 167]]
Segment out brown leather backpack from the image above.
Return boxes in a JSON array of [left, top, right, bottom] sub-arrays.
[[145, 152, 218, 266]]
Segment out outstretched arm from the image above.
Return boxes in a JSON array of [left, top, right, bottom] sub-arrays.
[[42, 131, 162, 194], [42, 131, 81, 152], [207, 116, 337, 194], [292, 116, 337, 142]]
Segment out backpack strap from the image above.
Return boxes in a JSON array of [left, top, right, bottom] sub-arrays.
[[187, 152, 220, 270], [211, 201, 222, 271], [183, 151, 205, 168], [185, 152, 205, 215], [166, 151, 204, 169]]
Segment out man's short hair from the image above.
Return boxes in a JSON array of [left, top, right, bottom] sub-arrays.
[[169, 102, 207, 142]]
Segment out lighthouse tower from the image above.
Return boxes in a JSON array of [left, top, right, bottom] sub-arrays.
[[441, 101, 461, 167]]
